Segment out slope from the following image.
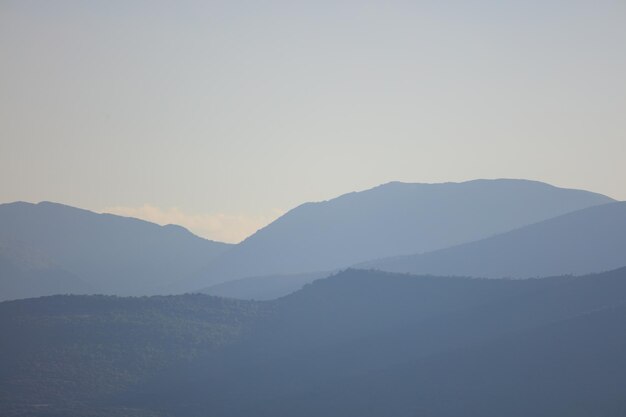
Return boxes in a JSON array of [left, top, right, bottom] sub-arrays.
[[362, 201, 626, 278], [0, 294, 266, 417], [3, 268, 626, 416], [0, 201, 232, 297], [132, 268, 626, 417], [0, 241, 93, 301]]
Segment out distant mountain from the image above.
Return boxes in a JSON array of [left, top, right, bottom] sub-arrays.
[[362, 201, 626, 278], [199, 271, 332, 300], [182, 179, 613, 291], [0, 202, 231, 298], [0, 241, 93, 301], [3, 268, 626, 416]]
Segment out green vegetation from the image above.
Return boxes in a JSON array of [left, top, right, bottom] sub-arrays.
[[2, 268, 626, 416], [0, 294, 267, 416]]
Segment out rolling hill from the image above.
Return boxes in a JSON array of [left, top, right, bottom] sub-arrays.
[[139, 267, 626, 417], [0, 293, 266, 417], [3, 268, 626, 416]]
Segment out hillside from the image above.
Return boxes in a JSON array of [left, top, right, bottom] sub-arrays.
[[0, 202, 232, 298], [3, 268, 626, 416], [253, 301, 626, 417], [181, 179, 612, 290], [147, 268, 626, 417], [0, 294, 266, 417], [362, 201, 626, 278]]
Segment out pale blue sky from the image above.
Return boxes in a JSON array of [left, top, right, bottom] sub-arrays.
[[1, 0, 625, 242]]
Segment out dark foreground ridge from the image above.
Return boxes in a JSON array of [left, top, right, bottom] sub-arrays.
[[2, 267, 626, 416]]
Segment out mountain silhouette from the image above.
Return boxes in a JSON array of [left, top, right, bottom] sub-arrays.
[[362, 201, 626, 278], [180, 179, 613, 291], [0, 201, 231, 298]]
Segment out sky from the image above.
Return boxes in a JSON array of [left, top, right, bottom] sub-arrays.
[[1, 0, 625, 243]]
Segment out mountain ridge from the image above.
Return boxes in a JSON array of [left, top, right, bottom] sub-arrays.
[[177, 179, 614, 292], [0, 201, 232, 298], [361, 200, 626, 278]]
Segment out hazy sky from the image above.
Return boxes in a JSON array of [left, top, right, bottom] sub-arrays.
[[1, 1, 625, 242]]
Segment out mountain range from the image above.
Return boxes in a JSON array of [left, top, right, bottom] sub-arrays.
[[203, 197, 626, 298], [178, 178, 613, 291], [2, 178, 626, 416], [0, 179, 618, 300]]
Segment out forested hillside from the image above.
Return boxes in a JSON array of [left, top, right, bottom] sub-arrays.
[[0, 294, 266, 416], [3, 268, 626, 416]]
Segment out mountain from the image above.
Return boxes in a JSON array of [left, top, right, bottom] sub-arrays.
[[250, 286, 626, 417], [180, 178, 613, 291], [3, 268, 626, 416], [136, 267, 626, 417], [0, 241, 93, 301], [361, 201, 626, 278], [0, 202, 231, 298]]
